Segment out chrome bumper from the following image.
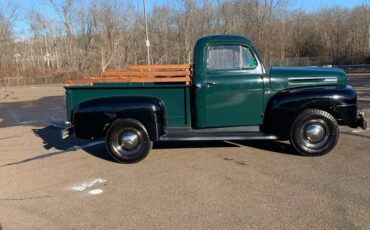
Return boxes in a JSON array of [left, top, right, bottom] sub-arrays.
[[357, 112, 367, 130], [60, 122, 74, 139]]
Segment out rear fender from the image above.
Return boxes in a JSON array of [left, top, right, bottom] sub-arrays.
[[72, 97, 165, 141]]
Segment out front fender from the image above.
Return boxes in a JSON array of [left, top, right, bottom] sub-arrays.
[[72, 96, 165, 141], [263, 85, 358, 137]]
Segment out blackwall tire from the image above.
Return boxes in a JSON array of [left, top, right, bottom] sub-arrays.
[[106, 118, 152, 163], [290, 109, 339, 156]]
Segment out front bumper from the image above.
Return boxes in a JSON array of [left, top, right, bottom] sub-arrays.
[[335, 104, 367, 130], [356, 112, 367, 130]]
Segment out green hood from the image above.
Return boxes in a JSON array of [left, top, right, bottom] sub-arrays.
[[268, 67, 348, 91]]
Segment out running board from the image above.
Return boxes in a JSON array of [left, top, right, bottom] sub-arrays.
[[159, 130, 277, 141], [164, 126, 260, 133]]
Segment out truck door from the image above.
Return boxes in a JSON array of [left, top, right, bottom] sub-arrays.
[[201, 45, 264, 127]]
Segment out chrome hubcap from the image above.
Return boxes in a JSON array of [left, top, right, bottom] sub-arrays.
[[305, 124, 325, 142], [121, 132, 139, 150], [298, 119, 330, 152]]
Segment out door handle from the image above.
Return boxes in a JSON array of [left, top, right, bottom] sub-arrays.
[[205, 81, 217, 86]]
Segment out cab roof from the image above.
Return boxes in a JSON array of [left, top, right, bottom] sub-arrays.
[[194, 34, 263, 66], [195, 34, 254, 47]]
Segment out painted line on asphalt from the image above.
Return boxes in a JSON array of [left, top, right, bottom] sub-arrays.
[[71, 178, 107, 192], [18, 120, 39, 125], [88, 189, 104, 195], [351, 128, 370, 133]]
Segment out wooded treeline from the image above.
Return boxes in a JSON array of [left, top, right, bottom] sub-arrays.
[[0, 0, 369, 81]]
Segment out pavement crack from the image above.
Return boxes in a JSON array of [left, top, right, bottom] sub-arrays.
[[340, 131, 370, 139], [0, 150, 71, 168], [0, 131, 33, 140], [0, 195, 51, 201], [0, 135, 22, 140], [0, 141, 104, 168], [223, 157, 247, 166]]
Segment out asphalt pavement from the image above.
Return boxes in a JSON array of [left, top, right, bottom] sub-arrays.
[[0, 75, 369, 229]]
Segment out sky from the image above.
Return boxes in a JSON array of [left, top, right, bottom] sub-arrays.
[[292, 0, 367, 11], [9, 0, 367, 10], [2, 0, 368, 38]]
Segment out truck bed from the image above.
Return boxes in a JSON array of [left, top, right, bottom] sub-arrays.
[[65, 83, 192, 128], [65, 64, 193, 128]]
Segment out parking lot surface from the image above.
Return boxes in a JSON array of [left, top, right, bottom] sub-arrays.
[[0, 75, 369, 229]]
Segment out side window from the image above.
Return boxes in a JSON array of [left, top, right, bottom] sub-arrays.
[[242, 47, 257, 69], [207, 45, 257, 71]]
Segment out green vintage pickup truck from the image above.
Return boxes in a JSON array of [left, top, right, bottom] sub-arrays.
[[63, 34, 367, 163]]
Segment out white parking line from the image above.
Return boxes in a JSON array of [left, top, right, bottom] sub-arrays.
[[351, 128, 369, 133], [71, 178, 107, 192], [18, 120, 39, 125], [88, 189, 104, 195]]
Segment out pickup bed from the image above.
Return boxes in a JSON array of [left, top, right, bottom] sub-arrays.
[[63, 34, 367, 163]]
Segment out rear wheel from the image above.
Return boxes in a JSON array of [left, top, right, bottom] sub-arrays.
[[106, 118, 152, 163], [290, 109, 339, 156]]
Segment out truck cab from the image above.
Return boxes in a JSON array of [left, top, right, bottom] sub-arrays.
[[63, 34, 367, 163], [193, 35, 266, 128]]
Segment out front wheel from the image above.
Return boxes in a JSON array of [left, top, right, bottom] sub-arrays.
[[106, 118, 152, 163], [290, 109, 339, 156]]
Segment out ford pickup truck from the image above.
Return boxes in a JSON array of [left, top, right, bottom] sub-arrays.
[[63, 34, 367, 163]]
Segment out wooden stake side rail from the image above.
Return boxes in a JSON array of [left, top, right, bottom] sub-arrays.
[[126, 64, 191, 70], [66, 64, 192, 86]]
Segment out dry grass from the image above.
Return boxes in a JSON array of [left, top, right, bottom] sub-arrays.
[[0, 72, 88, 87]]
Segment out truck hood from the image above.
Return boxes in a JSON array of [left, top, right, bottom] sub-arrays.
[[268, 67, 348, 91]]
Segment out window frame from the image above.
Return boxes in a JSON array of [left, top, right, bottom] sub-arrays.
[[205, 44, 259, 72]]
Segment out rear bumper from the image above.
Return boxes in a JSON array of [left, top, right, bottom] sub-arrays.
[[61, 123, 74, 139]]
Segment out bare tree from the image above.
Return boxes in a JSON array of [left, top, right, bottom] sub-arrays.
[[0, 0, 369, 84]]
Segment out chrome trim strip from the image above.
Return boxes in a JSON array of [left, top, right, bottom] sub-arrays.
[[288, 77, 337, 84]]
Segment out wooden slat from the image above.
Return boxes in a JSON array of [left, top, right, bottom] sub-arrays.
[[66, 76, 191, 86], [100, 76, 191, 83], [103, 70, 191, 77], [127, 64, 191, 70], [69, 76, 190, 82]]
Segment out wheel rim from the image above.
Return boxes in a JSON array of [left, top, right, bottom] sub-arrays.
[[299, 119, 330, 152], [305, 124, 325, 142], [112, 128, 142, 156], [121, 132, 140, 150]]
